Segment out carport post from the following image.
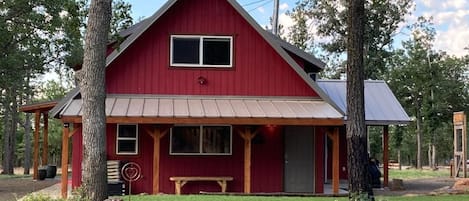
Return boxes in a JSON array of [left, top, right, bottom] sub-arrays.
[[383, 125, 389, 187], [61, 123, 70, 199], [33, 110, 40, 180]]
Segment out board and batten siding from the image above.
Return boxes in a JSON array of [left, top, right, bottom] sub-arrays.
[[72, 124, 154, 194], [105, 0, 318, 97]]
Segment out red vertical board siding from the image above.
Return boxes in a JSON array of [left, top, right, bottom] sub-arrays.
[[314, 127, 325, 193], [251, 126, 284, 192], [71, 124, 154, 194], [106, 124, 154, 194], [339, 127, 348, 179], [105, 0, 318, 97], [288, 52, 305, 69], [72, 128, 83, 188], [159, 132, 244, 194]]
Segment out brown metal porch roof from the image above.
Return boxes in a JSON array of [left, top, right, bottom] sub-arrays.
[[59, 95, 343, 125]]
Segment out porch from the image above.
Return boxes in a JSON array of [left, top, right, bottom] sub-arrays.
[[56, 95, 345, 197]]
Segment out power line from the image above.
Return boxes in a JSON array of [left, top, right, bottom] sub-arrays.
[[247, 0, 272, 13], [242, 0, 271, 7]]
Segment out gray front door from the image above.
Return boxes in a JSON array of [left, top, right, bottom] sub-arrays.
[[284, 126, 315, 193]]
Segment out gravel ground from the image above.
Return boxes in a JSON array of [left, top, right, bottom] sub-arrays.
[[374, 177, 457, 196], [0, 177, 59, 201]]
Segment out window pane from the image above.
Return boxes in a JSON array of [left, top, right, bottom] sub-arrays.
[[118, 140, 136, 153], [118, 125, 137, 138], [203, 38, 231, 65], [173, 37, 200, 64], [171, 126, 200, 153], [202, 126, 231, 154]]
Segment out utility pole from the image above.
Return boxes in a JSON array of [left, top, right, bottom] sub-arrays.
[[272, 0, 279, 35]]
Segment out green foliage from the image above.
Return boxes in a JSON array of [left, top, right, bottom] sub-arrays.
[[286, 1, 312, 51], [388, 168, 449, 180], [288, 0, 413, 79], [387, 17, 469, 166], [21, 193, 65, 201]]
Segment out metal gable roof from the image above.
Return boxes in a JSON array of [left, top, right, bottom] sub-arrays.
[[317, 80, 411, 125], [50, 0, 342, 118]]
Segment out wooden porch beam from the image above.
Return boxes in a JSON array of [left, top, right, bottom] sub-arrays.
[[238, 127, 258, 194], [144, 126, 169, 195], [383, 125, 389, 187], [61, 123, 70, 199], [33, 110, 40, 180], [68, 125, 81, 138], [61, 116, 344, 126], [42, 113, 49, 166]]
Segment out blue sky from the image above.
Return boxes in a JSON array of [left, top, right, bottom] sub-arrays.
[[125, 0, 469, 57]]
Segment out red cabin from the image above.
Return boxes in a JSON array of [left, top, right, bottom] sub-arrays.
[[48, 0, 409, 197]]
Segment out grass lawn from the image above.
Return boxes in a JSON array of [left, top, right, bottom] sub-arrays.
[[117, 194, 469, 201], [0, 174, 31, 180], [388, 168, 450, 180]]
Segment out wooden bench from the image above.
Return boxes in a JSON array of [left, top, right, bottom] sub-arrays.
[[169, 176, 233, 195]]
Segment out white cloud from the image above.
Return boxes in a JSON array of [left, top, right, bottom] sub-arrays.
[[419, 0, 437, 8], [279, 3, 289, 11], [278, 12, 293, 36], [257, 6, 265, 14], [443, 0, 466, 9], [434, 24, 469, 57], [413, 0, 469, 56]]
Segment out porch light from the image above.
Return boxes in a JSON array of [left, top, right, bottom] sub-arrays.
[[198, 76, 207, 85]]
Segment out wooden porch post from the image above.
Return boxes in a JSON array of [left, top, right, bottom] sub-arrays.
[[145, 126, 169, 195], [33, 110, 40, 180], [61, 123, 70, 199], [238, 127, 258, 194], [383, 125, 389, 187], [42, 113, 49, 165], [332, 128, 339, 194]]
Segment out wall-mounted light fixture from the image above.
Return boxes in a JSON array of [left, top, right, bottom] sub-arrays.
[[198, 76, 207, 85]]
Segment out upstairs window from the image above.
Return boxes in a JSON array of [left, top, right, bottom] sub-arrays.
[[170, 125, 232, 155], [116, 124, 138, 155], [171, 35, 233, 67]]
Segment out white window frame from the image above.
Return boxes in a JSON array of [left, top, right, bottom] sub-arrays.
[[169, 125, 232, 155], [116, 124, 139, 155], [170, 35, 233, 68]]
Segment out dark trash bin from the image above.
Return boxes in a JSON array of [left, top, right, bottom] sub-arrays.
[[46, 165, 57, 178], [38, 169, 47, 180]]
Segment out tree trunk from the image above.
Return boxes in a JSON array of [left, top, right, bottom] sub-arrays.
[[427, 144, 431, 168], [78, 0, 112, 200], [397, 148, 402, 170], [346, 0, 373, 200], [2, 100, 13, 174], [416, 111, 422, 169], [431, 144, 436, 169], [2, 87, 18, 175]]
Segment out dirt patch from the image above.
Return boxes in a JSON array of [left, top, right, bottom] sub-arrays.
[[374, 177, 457, 196], [0, 177, 59, 201]]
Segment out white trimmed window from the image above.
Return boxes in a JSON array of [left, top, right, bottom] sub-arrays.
[[116, 124, 138, 155], [170, 125, 232, 155], [170, 35, 233, 67]]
